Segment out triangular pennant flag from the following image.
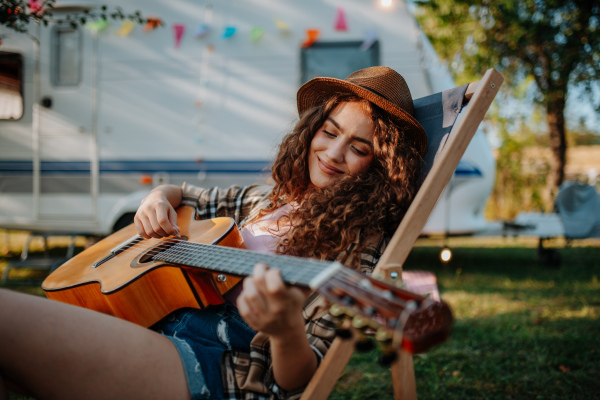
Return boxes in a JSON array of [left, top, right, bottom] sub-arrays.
[[116, 20, 135, 36], [250, 27, 264, 42], [334, 7, 348, 31], [173, 24, 185, 48], [143, 17, 163, 32], [360, 29, 378, 50], [85, 19, 110, 34], [301, 29, 320, 47], [274, 18, 291, 35], [195, 23, 210, 38], [28, 0, 43, 14], [221, 26, 237, 39]]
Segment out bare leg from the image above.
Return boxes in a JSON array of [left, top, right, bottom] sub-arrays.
[[0, 289, 190, 400]]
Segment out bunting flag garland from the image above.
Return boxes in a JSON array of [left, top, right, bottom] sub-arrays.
[[85, 19, 110, 34], [221, 26, 237, 39], [274, 18, 291, 35], [173, 24, 185, 48], [360, 29, 378, 50], [249, 27, 264, 42], [144, 17, 163, 32], [116, 20, 135, 36], [195, 23, 210, 38], [334, 7, 348, 31], [65, 10, 370, 47], [301, 29, 320, 47]]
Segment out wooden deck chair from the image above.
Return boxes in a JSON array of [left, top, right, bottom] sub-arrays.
[[301, 68, 504, 400]]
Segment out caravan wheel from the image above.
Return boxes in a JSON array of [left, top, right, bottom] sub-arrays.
[[112, 213, 136, 232]]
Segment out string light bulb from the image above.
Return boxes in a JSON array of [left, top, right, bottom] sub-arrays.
[[381, 0, 392, 8], [440, 247, 452, 263], [468, 2, 495, 30]]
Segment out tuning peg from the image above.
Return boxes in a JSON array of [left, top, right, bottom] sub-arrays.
[[375, 328, 392, 343], [335, 327, 353, 339], [352, 325, 376, 353], [333, 316, 353, 340], [351, 316, 368, 330], [329, 303, 345, 317], [378, 349, 398, 366], [355, 337, 375, 352]]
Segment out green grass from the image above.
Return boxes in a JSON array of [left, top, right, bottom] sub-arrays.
[[332, 237, 600, 400], [2, 233, 599, 399]]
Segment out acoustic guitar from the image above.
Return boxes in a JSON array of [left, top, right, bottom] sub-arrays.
[[42, 206, 453, 354]]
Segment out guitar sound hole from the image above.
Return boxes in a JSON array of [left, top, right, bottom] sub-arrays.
[[138, 250, 157, 264], [134, 237, 187, 266]]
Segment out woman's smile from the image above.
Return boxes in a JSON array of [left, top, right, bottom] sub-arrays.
[[317, 157, 344, 175]]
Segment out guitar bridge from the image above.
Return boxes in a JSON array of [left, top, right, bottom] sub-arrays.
[[92, 235, 144, 268]]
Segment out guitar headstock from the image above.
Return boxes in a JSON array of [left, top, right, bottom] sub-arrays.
[[317, 267, 453, 355]]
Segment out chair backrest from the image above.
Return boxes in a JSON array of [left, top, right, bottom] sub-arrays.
[[374, 68, 504, 276], [415, 83, 469, 177], [301, 69, 503, 400]]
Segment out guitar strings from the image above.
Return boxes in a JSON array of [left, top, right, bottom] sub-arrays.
[[97, 236, 331, 285], [93, 238, 419, 295], [157, 239, 331, 283]]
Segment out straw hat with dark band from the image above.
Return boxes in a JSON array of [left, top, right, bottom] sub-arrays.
[[297, 66, 427, 157]]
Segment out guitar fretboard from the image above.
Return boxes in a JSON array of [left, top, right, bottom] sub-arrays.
[[153, 240, 333, 287]]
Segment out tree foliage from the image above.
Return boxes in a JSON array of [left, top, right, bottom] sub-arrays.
[[486, 108, 551, 218], [0, 0, 157, 34], [414, 0, 600, 191]]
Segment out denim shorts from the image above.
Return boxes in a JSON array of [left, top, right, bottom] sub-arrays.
[[150, 304, 256, 400]]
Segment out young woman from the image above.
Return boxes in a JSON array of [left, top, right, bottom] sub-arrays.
[[0, 66, 426, 400]]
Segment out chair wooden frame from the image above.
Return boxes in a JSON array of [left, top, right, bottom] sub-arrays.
[[301, 68, 504, 400]]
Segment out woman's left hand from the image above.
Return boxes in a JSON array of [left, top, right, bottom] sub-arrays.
[[237, 263, 309, 338], [238, 263, 318, 391]]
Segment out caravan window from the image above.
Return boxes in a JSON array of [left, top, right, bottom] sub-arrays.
[[300, 41, 380, 84], [51, 26, 82, 86], [0, 52, 24, 120]]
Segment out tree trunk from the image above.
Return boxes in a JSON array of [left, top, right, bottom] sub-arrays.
[[546, 97, 567, 194]]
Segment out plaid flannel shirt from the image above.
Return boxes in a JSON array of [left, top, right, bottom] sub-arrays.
[[181, 183, 388, 400]]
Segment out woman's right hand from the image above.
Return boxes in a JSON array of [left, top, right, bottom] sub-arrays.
[[134, 185, 182, 239]]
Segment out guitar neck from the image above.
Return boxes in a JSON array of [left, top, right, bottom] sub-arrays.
[[153, 240, 335, 288]]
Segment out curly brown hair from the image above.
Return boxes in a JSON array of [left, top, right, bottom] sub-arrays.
[[257, 93, 423, 268]]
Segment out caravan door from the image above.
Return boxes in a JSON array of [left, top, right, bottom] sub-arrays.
[[36, 24, 97, 221]]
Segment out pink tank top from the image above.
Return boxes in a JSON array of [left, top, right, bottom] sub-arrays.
[[240, 204, 294, 254], [225, 204, 293, 304]]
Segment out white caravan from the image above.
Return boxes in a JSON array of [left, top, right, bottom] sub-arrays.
[[0, 0, 495, 236]]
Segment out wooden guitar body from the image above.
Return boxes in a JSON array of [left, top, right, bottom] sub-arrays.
[[43, 207, 243, 327]]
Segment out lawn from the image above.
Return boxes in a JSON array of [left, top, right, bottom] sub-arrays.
[[332, 236, 600, 400], [1, 233, 599, 399]]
